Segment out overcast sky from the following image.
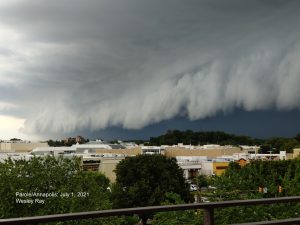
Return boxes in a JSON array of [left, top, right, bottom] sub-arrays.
[[0, 0, 300, 140]]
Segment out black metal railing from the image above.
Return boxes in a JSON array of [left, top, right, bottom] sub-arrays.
[[0, 196, 300, 225]]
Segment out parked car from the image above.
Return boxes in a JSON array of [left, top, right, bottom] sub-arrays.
[[201, 197, 210, 203], [189, 184, 198, 191], [186, 179, 192, 184], [208, 185, 217, 190]]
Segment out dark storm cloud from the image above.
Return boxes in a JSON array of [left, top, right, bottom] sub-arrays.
[[0, 0, 300, 137]]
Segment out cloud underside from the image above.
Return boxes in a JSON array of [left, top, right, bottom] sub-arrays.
[[0, 0, 300, 136]]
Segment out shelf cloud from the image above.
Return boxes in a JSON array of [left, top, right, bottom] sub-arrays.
[[0, 0, 300, 137]]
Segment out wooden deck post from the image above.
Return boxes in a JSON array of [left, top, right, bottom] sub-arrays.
[[204, 207, 214, 225]]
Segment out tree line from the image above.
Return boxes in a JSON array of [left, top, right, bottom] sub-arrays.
[[147, 130, 300, 153], [46, 131, 300, 153]]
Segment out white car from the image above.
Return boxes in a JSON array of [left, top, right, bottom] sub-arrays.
[[201, 197, 210, 203], [189, 184, 198, 191]]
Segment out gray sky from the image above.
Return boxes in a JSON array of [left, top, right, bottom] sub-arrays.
[[0, 0, 300, 140]]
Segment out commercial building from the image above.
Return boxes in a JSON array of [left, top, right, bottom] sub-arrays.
[[141, 146, 163, 155], [99, 158, 124, 182], [164, 145, 244, 158], [0, 141, 49, 153], [95, 147, 141, 156], [293, 148, 300, 158], [201, 160, 230, 176], [31, 146, 77, 156], [176, 156, 205, 179], [249, 151, 287, 160]]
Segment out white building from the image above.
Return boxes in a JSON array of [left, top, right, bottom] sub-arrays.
[[176, 156, 205, 179], [250, 151, 286, 160], [141, 146, 162, 154], [31, 146, 77, 156]]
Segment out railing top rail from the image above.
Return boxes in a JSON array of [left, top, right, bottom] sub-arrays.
[[231, 217, 300, 225], [0, 196, 300, 224]]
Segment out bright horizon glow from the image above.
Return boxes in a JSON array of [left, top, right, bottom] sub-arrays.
[[0, 115, 32, 140]]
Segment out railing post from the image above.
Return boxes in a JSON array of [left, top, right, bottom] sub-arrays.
[[203, 207, 214, 225], [140, 214, 149, 225], [141, 216, 147, 225]]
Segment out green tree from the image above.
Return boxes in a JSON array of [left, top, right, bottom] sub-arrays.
[[283, 139, 299, 153], [192, 175, 209, 203], [112, 154, 191, 209], [193, 175, 209, 189], [0, 156, 138, 225], [295, 133, 300, 144], [0, 157, 111, 218], [263, 137, 298, 153], [210, 159, 300, 223]]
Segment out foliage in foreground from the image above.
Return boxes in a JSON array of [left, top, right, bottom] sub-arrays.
[[152, 193, 203, 225], [1, 155, 300, 224], [153, 159, 300, 225], [0, 156, 138, 225], [210, 159, 300, 224], [214, 159, 300, 198]]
